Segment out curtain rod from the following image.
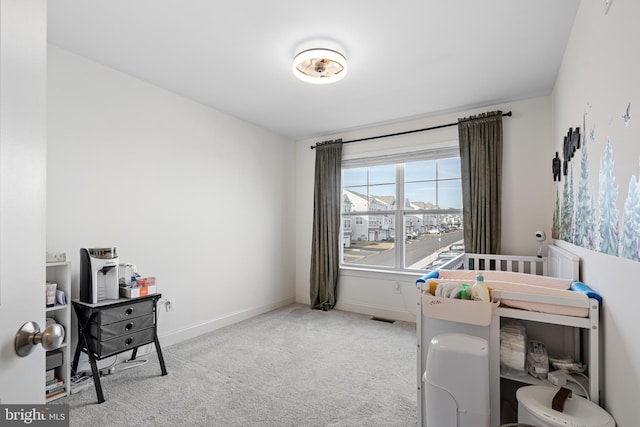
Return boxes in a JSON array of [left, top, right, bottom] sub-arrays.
[[310, 111, 512, 150]]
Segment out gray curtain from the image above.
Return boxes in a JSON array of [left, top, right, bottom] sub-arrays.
[[310, 139, 343, 311], [458, 111, 503, 254]]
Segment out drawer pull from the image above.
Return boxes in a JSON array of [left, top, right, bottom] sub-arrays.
[[125, 337, 134, 346], [125, 322, 134, 331], [125, 308, 134, 316]]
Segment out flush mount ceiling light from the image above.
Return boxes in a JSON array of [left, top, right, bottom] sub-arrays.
[[292, 48, 348, 84]]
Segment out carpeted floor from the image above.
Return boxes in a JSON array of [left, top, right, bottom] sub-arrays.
[[61, 304, 418, 426]]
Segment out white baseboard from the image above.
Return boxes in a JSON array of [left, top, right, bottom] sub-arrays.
[[334, 301, 416, 323], [296, 295, 415, 323], [159, 297, 296, 348], [295, 295, 310, 305]]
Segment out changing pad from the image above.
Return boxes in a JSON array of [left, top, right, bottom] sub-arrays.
[[421, 270, 590, 317]]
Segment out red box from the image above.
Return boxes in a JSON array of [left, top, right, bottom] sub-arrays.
[[136, 277, 156, 287]]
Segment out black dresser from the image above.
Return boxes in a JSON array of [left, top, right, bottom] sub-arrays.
[[71, 294, 167, 403]]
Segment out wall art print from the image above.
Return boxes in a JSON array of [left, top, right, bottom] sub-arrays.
[[552, 101, 640, 262]]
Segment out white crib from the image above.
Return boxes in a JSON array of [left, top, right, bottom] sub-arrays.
[[436, 245, 579, 279]]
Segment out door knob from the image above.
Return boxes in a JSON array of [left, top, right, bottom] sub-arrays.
[[15, 321, 65, 357]]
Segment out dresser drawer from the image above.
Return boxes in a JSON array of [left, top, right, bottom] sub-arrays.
[[89, 314, 155, 341], [86, 327, 156, 358], [98, 299, 154, 325]]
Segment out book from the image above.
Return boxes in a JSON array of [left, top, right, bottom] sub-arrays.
[[46, 379, 64, 391], [46, 383, 65, 394], [46, 389, 66, 400]]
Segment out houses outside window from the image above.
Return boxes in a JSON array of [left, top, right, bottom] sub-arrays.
[[341, 147, 464, 271]]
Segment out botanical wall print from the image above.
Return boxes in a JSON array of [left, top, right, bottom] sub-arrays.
[[560, 164, 574, 242], [598, 138, 619, 256], [620, 164, 640, 261], [552, 189, 560, 239], [556, 101, 639, 261], [575, 128, 596, 249]]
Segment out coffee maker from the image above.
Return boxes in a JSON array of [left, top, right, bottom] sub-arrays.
[[80, 247, 120, 304]]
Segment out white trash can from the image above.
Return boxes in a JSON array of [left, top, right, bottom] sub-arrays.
[[517, 385, 615, 427], [424, 333, 489, 427]]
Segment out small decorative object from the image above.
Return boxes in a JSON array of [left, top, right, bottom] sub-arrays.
[[562, 127, 581, 176], [572, 127, 581, 151], [553, 152, 561, 181], [535, 230, 546, 258], [621, 102, 631, 127], [46, 282, 57, 307]]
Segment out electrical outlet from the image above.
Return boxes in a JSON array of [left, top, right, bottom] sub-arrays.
[[166, 298, 176, 312]]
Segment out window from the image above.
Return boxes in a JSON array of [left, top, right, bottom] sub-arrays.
[[341, 147, 463, 271]]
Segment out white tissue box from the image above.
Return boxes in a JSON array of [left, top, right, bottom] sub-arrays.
[[120, 285, 156, 299]]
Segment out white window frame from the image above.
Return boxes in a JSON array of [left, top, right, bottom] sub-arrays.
[[341, 144, 461, 272]]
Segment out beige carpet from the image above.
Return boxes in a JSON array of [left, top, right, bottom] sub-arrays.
[[60, 304, 417, 426]]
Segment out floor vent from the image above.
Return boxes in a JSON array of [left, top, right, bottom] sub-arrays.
[[371, 317, 396, 324]]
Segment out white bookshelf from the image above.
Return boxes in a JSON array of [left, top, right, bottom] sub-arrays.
[[45, 261, 71, 402]]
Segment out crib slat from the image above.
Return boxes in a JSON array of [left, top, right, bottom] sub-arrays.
[[460, 253, 546, 275]]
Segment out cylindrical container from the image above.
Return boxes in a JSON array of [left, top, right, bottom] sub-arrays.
[[517, 386, 615, 427], [472, 273, 490, 302], [46, 282, 57, 307], [424, 333, 490, 427]]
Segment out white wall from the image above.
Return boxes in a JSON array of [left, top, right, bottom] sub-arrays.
[[552, 1, 640, 425], [295, 96, 553, 320], [47, 46, 296, 347]]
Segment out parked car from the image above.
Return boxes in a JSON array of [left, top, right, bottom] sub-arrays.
[[426, 227, 440, 234], [427, 259, 448, 269], [437, 250, 463, 260], [449, 243, 465, 252]]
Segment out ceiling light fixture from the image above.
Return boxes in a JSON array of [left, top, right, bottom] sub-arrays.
[[292, 48, 348, 84]]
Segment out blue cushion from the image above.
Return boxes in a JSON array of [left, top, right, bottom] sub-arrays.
[[416, 270, 439, 285], [571, 281, 602, 304]]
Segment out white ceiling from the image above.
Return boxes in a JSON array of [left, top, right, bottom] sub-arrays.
[[47, 0, 580, 141]]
